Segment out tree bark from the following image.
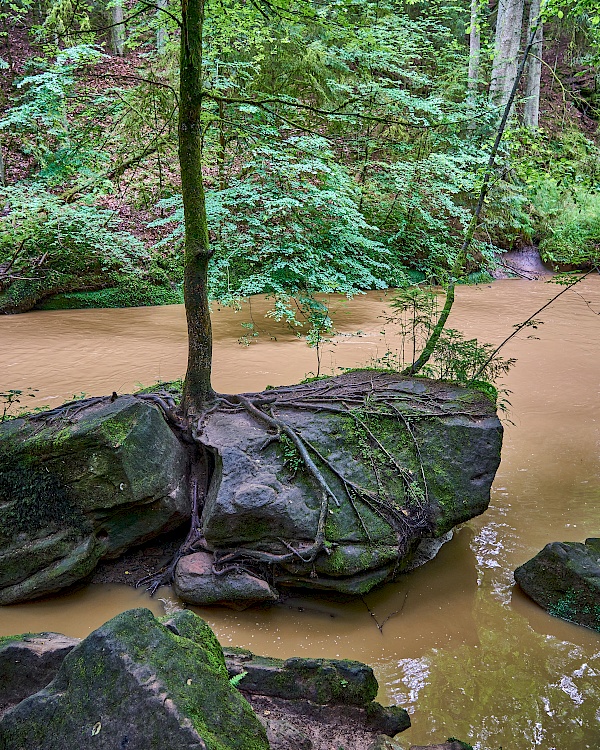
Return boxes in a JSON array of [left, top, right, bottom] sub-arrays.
[[180, 0, 214, 415], [524, 0, 543, 128], [489, 0, 525, 111], [468, 0, 481, 96], [110, 1, 126, 56]]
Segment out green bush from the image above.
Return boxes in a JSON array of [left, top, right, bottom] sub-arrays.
[[0, 184, 180, 312], [37, 278, 183, 310], [539, 198, 600, 267]]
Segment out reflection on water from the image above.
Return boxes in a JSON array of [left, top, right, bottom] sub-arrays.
[[1, 278, 599, 749]]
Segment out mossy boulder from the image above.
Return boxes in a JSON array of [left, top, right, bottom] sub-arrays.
[[0, 608, 269, 750], [0, 396, 189, 604], [514, 538, 600, 631], [223, 647, 378, 706], [193, 372, 502, 599], [36, 277, 183, 311]]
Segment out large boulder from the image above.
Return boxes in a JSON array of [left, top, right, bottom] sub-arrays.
[[188, 372, 502, 599], [0, 608, 269, 750], [0, 396, 189, 604], [514, 538, 600, 631], [0, 616, 411, 749]]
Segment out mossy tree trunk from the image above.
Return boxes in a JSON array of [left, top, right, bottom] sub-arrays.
[[179, 0, 214, 416]]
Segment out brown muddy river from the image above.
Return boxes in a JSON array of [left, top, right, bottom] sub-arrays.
[[1, 278, 599, 749]]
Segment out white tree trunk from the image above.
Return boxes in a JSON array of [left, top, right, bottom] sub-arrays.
[[111, 1, 125, 56], [0, 141, 6, 186], [468, 0, 481, 95], [156, 0, 168, 53], [524, 0, 543, 128], [489, 0, 526, 111]]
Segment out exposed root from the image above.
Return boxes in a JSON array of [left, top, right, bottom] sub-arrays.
[[31, 395, 107, 423], [136, 450, 209, 595]]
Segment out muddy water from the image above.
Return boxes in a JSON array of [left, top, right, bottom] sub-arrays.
[[1, 278, 599, 750]]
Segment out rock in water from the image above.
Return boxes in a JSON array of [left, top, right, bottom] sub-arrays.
[[0, 397, 189, 604], [223, 647, 378, 706], [190, 372, 502, 599], [515, 538, 600, 631], [0, 608, 269, 750], [174, 551, 279, 607]]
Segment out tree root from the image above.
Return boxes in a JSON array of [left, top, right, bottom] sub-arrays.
[[136, 452, 209, 595], [31, 395, 108, 423]]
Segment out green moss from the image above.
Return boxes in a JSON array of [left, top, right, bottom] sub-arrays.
[[277, 433, 303, 476], [0, 458, 90, 538], [0, 632, 37, 648], [135, 380, 183, 404], [548, 588, 600, 631], [100, 416, 133, 448]]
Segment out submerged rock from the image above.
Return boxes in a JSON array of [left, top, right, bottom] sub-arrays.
[[0, 608, 269, 750], [514, 538, 600, 631], [0, 397, 189, 604], [191, 372, 502, 600]]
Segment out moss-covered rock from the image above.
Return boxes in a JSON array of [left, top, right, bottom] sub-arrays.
[[223, 647, 378, 706], [0, 608, 269, 750], [194, 372, 502, 598], [514, 538, 600, 631], [0, 397, 189, 604], [36, 278, 183, 311]]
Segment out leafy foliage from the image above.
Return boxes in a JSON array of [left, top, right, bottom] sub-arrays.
[[0, 0, 599, 315]]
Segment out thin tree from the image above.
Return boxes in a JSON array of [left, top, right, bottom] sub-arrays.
[[468, 0, 482, 98], [404, 2, 547, 377], [110, 0, 126, 56], [179, 0, 214, 415]]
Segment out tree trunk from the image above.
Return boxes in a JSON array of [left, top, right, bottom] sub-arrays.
[[467, 0, 481, 96], [156, 0, 168, 53], [110, 1, 126, 56], [523, 0, 543, 128], [180, 0, 214, 415], [0, 141, 5, 186], [489, 0, 525, 111]]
